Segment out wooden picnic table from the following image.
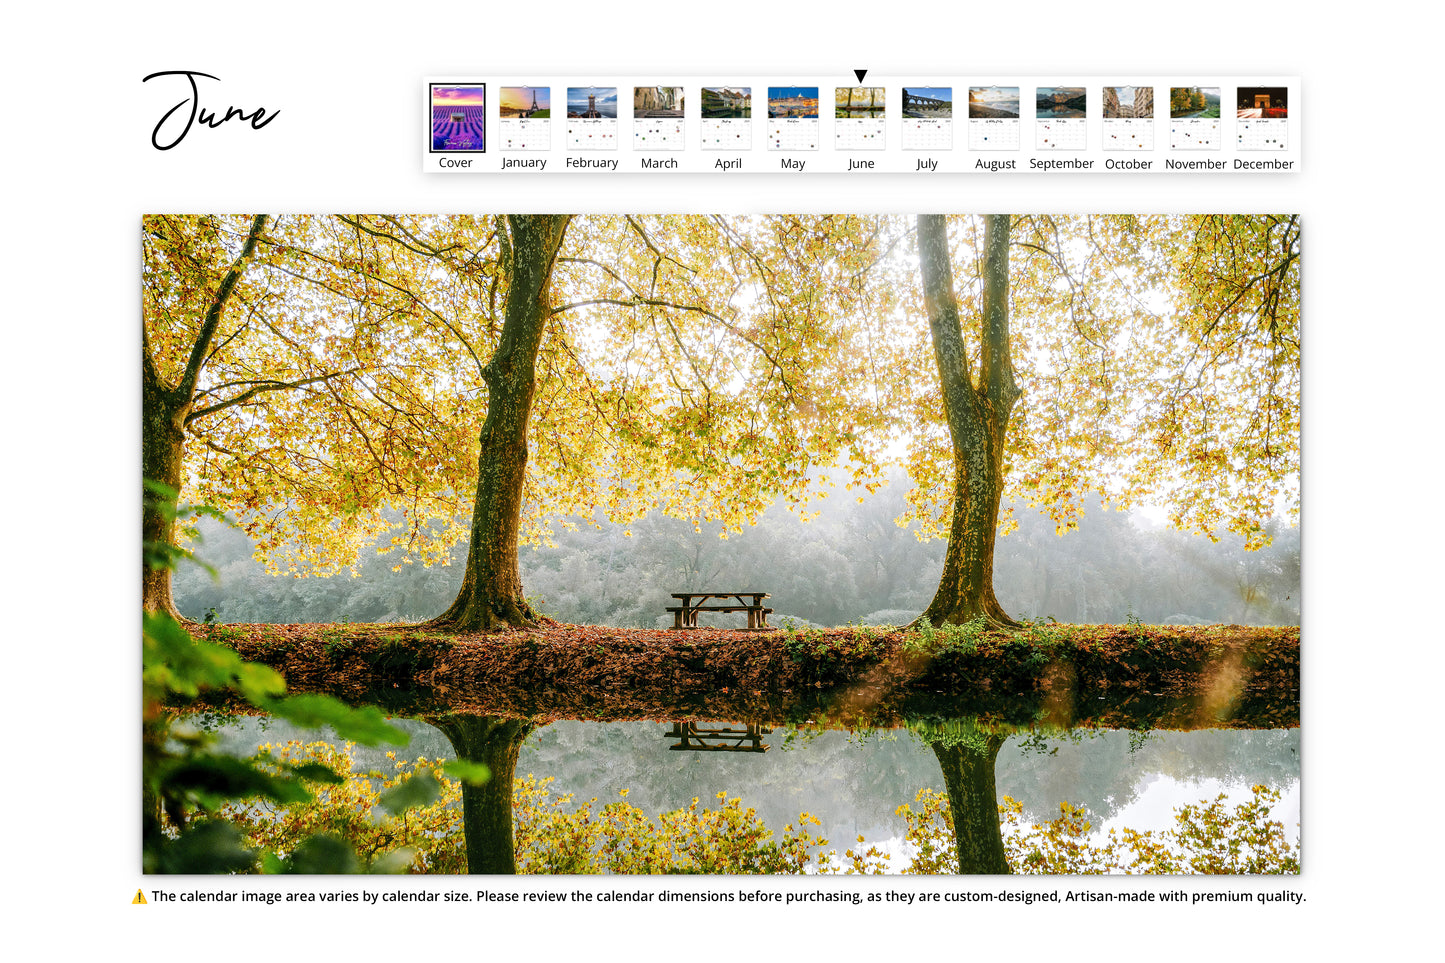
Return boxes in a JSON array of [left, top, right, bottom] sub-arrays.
[[665, 722, 773, 752], [666, 591, 773, 630]]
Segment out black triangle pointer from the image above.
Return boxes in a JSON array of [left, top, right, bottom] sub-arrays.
[[854, 69, 867, 83]]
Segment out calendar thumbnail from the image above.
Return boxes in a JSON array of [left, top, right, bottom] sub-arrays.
[[835, 86, 885, 150], [968, 86, 1020, 150], [768, 86, 819, 151], [634, 86, 685, 150], [901, 87, 952, 151], [567, 86, 619, 150], [430, 84, 485, 153], [499, 86, 550, 151], [1236, 86, 1288, 151], [1102, 85, 1154, 150], [1169, 87, 1221, 150], [1036, 86, 1086, 151], [701, 86, 752, 149]]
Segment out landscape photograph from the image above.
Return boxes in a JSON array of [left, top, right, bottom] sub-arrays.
[[567, 87, 617, 119], [836, 86, 886, 118], [968, 87, 1020, 118], [429, 84, 486, 152], [902, 87, 952, 118], [143, 213, 1301, 876], [1036, 86, 1086, 118], [1171, 87, 1220, 118]]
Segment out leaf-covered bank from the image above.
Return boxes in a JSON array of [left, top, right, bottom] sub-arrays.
[[193, 621, 1298, 730]]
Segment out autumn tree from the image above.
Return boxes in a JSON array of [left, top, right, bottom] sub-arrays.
[[185, 215, 501, 575], [404, 214, 897, 631], [143, 215, 269, 616], [916, 214, 1020, 627], [902, 214, 1299, 627], [145, 214, 895, 629], [143, 214, 510, 615], [906, 718, 1013, 874], [1144, 214, 1300, 542], [431, 215, 572, 628]]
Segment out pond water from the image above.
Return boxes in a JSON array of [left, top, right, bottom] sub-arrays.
[[211, 715, 1300, 865]]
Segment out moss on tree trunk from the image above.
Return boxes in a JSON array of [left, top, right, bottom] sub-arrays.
[[142, 368, 186, 618], [917, 215, 1021, 629], [433, 215, 573, 631]]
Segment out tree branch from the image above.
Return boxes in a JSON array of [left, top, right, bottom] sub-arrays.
[[917, 214, 977, 436], [184, 367, 366, 426], [550, 296, 798, 403], [176, 214, 269, 404], [979, 214, 1019, 418]]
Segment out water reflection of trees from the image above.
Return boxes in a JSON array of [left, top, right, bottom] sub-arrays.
[[1004, 728, 1299, 823], [431, 715, 538, 874], [924, 730, 1010, 873], [433, 713, 1017, 875], [212, 713, 1298, 875]]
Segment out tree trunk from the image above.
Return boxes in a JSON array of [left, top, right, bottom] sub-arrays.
[[917, 215, 1021, 628], [433, 215, 572, 631], [141, 213, 269, 618], [142, 358, 187, 618], [929, 733, 1011, 874], [433, 715, 535, 874]]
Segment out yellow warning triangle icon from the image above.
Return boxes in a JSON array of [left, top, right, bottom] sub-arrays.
[[133, 889, 148, 904]]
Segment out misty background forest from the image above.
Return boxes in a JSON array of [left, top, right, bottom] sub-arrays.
[[176, 471, 1299, 630]]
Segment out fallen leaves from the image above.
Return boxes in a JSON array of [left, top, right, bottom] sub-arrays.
[[188, 621, 1299, 732]]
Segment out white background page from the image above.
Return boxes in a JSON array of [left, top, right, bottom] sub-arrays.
[[4, 1, 1436, 956]]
